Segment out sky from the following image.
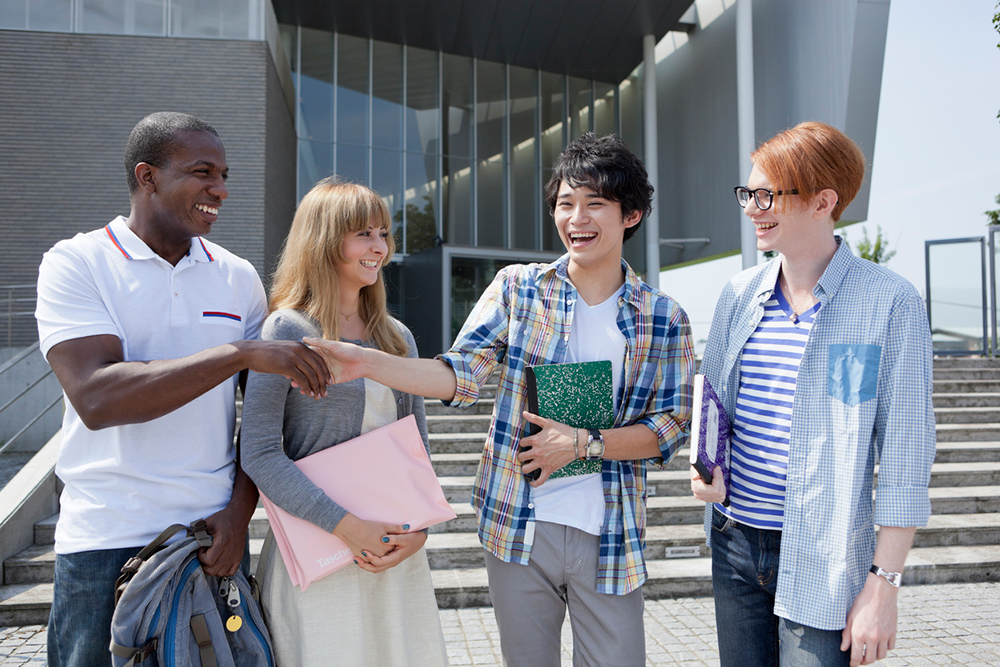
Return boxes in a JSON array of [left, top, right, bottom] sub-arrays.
[[661, 0, 1000, 353]]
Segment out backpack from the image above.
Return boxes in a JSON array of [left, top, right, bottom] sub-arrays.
[[109, 521, 275, 667]]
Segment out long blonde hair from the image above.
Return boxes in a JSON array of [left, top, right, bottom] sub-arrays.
[[269, 178, 409, 357]]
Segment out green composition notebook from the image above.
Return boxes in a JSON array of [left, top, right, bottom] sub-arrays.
[[524, 360, 615, 481]]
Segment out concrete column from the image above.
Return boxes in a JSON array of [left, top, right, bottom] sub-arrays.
[[643, 33, 660, 288], [737, 0, 757, 269]]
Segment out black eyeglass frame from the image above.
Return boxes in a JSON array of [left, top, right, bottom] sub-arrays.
[[733, 186, 800, 211]]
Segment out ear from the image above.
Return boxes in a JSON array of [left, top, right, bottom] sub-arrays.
[[135, 162, 156, 194], [812, 188, 838, 218], [622, 209, 643, 229]]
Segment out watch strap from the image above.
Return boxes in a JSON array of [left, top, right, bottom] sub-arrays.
[[869, 564, 902, 588]]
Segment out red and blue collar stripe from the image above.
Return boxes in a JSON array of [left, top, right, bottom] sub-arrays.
[[105, 225, 132, 259], [203, 311, 242, 322]]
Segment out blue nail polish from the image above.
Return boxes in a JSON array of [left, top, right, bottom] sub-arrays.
[[361, 551, 367, 557], [403, 524, 410, 531], [382, 536, 390, 543], [353, 559, 358, 565]]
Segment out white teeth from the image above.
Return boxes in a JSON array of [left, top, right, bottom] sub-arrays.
[[756, 222, 776, 230], [360, 260, 379, 268], [196, 204, 219, 215], [570, 233, 597, 242]]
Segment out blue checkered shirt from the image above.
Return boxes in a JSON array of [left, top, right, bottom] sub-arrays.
[[700, 238, 936, 630], [438, 256, 694, 595]]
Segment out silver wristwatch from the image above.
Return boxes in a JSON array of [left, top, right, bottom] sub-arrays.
[[869, 564, 902, 588], [585, 428, 605, 460]]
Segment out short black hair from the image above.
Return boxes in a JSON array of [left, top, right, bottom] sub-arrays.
[[544, 132, 653, 242], [124, 112, 219, 195]]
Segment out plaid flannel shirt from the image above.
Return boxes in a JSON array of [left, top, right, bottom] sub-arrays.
[[438, 255, 694, 595], [700, 238, 936, 630]]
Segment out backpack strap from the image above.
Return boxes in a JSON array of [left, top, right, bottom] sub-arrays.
[[114, 524, 193, 604], [109, 638, 156, 667], [190, 613, 219, 667]]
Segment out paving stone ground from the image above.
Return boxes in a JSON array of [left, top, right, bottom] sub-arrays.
[[3, 583, 998, 665]]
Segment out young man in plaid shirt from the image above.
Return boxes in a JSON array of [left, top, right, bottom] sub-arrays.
[[310, 133, 694, 667]]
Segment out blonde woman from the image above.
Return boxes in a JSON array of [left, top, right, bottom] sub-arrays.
[[240, 178, 448, 666]]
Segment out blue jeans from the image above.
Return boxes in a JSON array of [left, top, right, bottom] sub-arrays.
[[710, 508, 849, 667], [48, 546, 142, 667]]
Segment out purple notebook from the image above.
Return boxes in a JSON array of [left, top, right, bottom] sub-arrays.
[[689, 374, 731, 506]]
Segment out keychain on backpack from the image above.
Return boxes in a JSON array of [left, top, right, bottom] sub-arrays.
[[219, 576, 243, 632]]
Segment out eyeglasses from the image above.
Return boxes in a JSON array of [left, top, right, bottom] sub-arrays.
[[733, 186, 799, 211]]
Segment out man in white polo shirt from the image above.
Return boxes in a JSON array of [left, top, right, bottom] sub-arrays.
[[35, 112, 331, 667]]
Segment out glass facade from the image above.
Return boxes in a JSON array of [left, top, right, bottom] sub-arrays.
[[286, 26, 641, 257], [0, 0, 262, 39]]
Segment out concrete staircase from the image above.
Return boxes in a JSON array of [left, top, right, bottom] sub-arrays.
[[3, 358, 1000, 622]]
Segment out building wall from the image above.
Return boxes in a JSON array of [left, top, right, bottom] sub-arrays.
[[0, 29, 295, 344], [655, 0, 890, 267]]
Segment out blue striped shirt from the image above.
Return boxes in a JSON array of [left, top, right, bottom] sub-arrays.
[[723, 285, 819, 529]]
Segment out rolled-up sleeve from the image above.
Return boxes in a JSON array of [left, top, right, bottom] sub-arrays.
[[637, 299, 695, 464], [436, 267, 514, 408], [872, 291, 936, 527]]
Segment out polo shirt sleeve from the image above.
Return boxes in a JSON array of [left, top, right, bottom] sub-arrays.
[[635, 298, 695, 463], [436, 265, 514, 408], [872, 289, 936, 527], [36, 239, 120, 358], [242, 271, 268, 341]]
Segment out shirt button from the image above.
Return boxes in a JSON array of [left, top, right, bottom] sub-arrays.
[[527, 503, 534, 509]]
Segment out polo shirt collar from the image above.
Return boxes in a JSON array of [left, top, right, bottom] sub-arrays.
[[105, 216, 214, 263]]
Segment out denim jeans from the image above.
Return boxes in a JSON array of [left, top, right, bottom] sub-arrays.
[[710, 508, 849, 667], [48, 546, 143, 667]]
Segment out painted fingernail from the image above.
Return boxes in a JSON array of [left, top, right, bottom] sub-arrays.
[[403, 524, 410, 531], [353, 559, 358, 565], [382, 536, 390, 543], [361, 551, 368, 557]]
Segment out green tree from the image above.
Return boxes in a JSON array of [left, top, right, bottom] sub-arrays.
[[986, 193, 1000, 226], [854, 225, 897, 265]]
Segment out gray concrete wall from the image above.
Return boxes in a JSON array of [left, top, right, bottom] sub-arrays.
[[0, 29, 297, 344], [655, 0, 890, 267], [0, 347, 62, 453]]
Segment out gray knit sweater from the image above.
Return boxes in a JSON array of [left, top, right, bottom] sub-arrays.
[[240, 308, 429, 533]]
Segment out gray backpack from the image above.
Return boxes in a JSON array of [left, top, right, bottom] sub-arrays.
[[109, 522, 275, 667]]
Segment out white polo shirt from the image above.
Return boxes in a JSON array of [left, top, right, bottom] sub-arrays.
[[36, 216, 268, 554]]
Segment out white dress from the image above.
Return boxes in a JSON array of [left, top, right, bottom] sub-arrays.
[[257, 379, 449, 666]]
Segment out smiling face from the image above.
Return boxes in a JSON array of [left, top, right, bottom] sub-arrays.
[[147, 130, 229, 242], [553, 181, 641, 273], [744, 163, 822, 258], [335, 220, 389, 294]]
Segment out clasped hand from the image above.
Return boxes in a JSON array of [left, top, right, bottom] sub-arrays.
[[333, 514, 426, 574]]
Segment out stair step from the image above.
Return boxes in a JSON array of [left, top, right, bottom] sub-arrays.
[[934, 393, 1000, 409], [0, 583, 52, 626], [936, 424, 1000, 442], [33, 514, 57, 547], [428, 434, 488, 455], [934, 441, 1000, 463], [934, 380, 1000, 394], [929, 486, 1000, 514], [913, 513, 1000, 548], [424, 400, 495, 416], [935, 407, 1000, 424], [932, 358, 1000, 370], [925, 462, 1000, 487], [3, 546, 54, 585], [934, 369, 1000, 381], [426, 415, 493, 434]]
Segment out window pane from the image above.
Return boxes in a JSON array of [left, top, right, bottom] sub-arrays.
[[594, 81, 615, 136], [337, 143, 368, 186], [540, 72, 565, 170], [476, 60, 505, 248], [406, 152, 439, 254], [298, 140, 333, 201], [299, 28, 334, 144], [443, 156, 472, 246], [337, 33, 369, 146], [8, 0, 72, 31], [450, 257, 518, 341], [568, 76, 591, 140], [372, 148, 402, 229], [406, 48, 440, 154], [620, 69, 642, 156], [442, 53, 472, 157], [541, 167, 557, 252], [171, 0, 249, 39], [510, 65, 538, 250], [81, 0, 164, 35], [372, 41, 402, 150]]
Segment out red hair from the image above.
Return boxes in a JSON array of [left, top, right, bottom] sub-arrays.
[[751, 121, 866, 222]]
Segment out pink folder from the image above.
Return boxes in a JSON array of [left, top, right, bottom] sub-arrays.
[[259, 414, 457, 590]]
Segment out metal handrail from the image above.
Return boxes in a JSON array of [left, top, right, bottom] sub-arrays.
[[0, 367, 54, 417], [0, 342, 40, 377], [2, 284, 38, 347], [0, 394, 63, 457]]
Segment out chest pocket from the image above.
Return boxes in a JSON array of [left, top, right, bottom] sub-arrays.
[[828, 343, 881, 406]]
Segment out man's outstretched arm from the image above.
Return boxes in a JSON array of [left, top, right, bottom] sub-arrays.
[[46, 334, 332, 430]]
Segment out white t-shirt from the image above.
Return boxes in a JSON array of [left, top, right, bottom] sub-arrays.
[[531, 284, 626, 536], [35, 216, 267, 553]]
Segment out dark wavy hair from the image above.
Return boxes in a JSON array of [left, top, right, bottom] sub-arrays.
[[124, 112, 219, 195], [544, 132, 653, 242]]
